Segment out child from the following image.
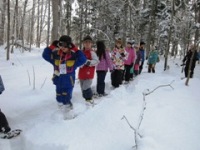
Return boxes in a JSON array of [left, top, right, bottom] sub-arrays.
[[78, 35, 99, 103], [123, 41, 136, 83], [134, 45, 141, 76], [95, 41, 113, 97], [42, 35, 86, 119], [111, 38, 126, 88], [147, 47, 159, 73]]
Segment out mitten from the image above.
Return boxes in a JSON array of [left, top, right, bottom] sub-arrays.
[[49, 40, 59, 50], [85, 60, 91, 66]]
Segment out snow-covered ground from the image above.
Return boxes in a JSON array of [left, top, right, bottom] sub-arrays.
[[0, 47, 200, 150]]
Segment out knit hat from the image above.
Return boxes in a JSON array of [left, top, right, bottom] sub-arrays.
[[83, 35, 93, 42], [59, 35, 72, 43], [140, 41, 146, 45]]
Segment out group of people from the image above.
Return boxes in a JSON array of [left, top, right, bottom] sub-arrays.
[[42, 34, 161, 119]]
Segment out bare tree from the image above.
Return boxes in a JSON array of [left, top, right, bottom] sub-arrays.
[[6, 0, 10, 60], [51, 0, 60, 42], [0, 0, 6, 45]]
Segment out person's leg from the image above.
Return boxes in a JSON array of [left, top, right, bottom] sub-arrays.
[[0, 110, 11, 133], [152, 64, 155, 73], [82, 79, 93, 100], [184, 65, 189, 78], [97, 71, 106, 94], [125, 65, 132, 82], [139, 61, 144, 74]]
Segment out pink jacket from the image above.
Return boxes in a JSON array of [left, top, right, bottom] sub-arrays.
[[124, 47, 136, 65]]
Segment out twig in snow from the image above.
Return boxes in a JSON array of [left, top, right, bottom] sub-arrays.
[[32, 66, 35, 90], [40, 77, 47, 89], [27, 70, 31, 86]]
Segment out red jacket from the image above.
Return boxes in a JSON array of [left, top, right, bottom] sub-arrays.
[[78, 49, 95, 79]]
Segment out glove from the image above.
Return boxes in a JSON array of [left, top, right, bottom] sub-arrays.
[[85, 60, 91, 66], [49, 40, 59, 50], [71, 43, 78, 52]]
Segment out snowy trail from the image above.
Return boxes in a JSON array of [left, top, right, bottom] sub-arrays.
[[1, 50, 200, 150]]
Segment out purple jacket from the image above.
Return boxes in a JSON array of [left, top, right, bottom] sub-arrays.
[[124, 47, 136, 65], [96, 51, 113, 71]]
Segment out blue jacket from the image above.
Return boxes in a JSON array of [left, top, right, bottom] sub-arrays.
[[139, 48, 145, 62], [42, 47, 86, 89]]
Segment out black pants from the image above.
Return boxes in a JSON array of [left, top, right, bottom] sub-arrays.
[[139, 61, 144, 74], [184, 64, 194, 78], [96, 71, 107, 94], [111, 70, 123, 88], [124, 65, 133, 81], [0, 109, 11, 133]]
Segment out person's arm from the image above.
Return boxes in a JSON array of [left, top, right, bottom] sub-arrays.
[[85, 51, 99, 66], [42, 40, 59, 65]]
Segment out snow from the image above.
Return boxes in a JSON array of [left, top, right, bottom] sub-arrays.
[[0, 46, 200, 150]]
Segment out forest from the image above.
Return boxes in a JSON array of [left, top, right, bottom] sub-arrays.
[[0, 0, 199, 69]]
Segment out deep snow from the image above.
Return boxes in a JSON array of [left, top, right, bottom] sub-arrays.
[[0, 47, 200, 150]]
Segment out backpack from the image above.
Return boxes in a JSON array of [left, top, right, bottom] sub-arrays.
[[0, 75, 5, 94]]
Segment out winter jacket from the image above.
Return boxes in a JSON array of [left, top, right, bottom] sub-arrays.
[[78, 49, 99, 79], [148, 50, 159, 65], [139, 48, 145, 62], [42, 47, 86, 89], [96, 51, 113, 71], [183, 50, 199, 69], [124, 47, 136, 65], [135, 50, 142, 65], [111, 47, 126, 70]]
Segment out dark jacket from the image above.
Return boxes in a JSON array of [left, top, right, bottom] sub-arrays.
[[183, 50, 199, 69]]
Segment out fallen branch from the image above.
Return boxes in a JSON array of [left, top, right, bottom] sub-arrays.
[[122, 80, 175, 150]]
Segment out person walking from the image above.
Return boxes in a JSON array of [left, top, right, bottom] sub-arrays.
[[123, 41, 136, 83], [182, 45, 199, 78], [42, 35, 86, 119], [95, 41, 113, 97], [133, 44, 142, 76], [139, 41, 146, 74], [78, 35, 99, 103], [147, 47, 159, 73], [111, 38, 126, 88]]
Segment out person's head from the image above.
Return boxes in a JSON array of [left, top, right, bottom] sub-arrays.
[[58, 35, 72, 53], [126, 41, 133, 48], [83, 35, 93, 49], [140, 41, 145, 49], [134, 45, 139, 51], [115, 38, 123, 48]]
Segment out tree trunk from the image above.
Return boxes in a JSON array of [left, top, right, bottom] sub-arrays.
[[164, 0, 174, 71], [36, 0, 40, 47], [51, 0, 59, 42], [29, 0, 36, 51], [6, 0, 10, 60], [46, 0, 51, 46], [19, 0, 28, 51], [0, 0, 6, 45]]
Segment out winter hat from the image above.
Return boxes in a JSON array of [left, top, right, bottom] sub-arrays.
[[83, 35, 93, 42], [59, 35, 72, 44], [140, 41, 145, 45]]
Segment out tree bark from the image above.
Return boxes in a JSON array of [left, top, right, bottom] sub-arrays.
[[51, 0, 59, 42], [6, 0, 10, 60], [0, 0, 6, 45]]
